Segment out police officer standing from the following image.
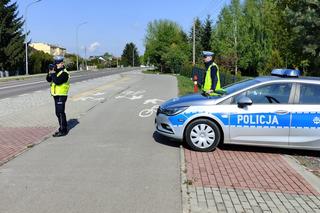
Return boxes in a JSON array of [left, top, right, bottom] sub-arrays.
[[47, 56, 70, 137], [202, 51, 222, 96]]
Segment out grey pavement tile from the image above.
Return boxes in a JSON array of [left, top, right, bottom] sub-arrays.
[[238, 195, 248, 202], [240, 201, 251, 210], [258, 203, 270, 211], [289, 200, 302, 207], [300, 204, 313, 212], [251, 206, 263, 213], [234, 204, 244, 212], [198, 201, 208, 208], [293, 207, 306, 213], [265, 201, 277, 209], [217, 203, 227, 212], [309, 196, 320, 205], [222, 194, 232, 202], [282, 201, 295, 210], [306, 201, 318, 209], [255, 197, 266, 203], [248, 199, 258, 206], [224, 201, 234, 208], [226, 208, 236, 213]]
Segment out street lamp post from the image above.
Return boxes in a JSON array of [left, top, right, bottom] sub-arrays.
[[76, 22, 87, 71], [24, 0, 42, 75], [132, 47, 134, 67]]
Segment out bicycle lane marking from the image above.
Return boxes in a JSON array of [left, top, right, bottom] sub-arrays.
[[138, 99, 164, 118]]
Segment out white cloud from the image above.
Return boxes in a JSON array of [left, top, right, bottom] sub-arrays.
[[88, 42, 100, 52]]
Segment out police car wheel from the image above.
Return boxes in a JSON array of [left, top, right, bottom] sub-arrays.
[[185, 119, 221, 152]]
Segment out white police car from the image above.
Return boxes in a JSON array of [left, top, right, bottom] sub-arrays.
[[155, 69, 320, 152]]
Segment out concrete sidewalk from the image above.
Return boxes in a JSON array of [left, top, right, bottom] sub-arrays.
[[181, 146, 320, 212]]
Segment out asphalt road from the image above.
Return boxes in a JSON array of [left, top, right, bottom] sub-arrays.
[[0, 67, 144, 99], [0, 71, 181, 213]]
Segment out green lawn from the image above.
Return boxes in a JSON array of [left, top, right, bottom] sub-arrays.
[[176, 75, 195, 96]]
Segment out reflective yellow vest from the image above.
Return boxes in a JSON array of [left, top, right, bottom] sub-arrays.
[[203, 62, 221, 96], [50, 69, 70, 96]]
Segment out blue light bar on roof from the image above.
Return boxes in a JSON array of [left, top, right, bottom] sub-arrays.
[[271, 69, 301, 77]]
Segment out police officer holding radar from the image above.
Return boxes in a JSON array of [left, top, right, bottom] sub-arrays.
[[46, 56, 70, 137], [202, 51, 223, 96]]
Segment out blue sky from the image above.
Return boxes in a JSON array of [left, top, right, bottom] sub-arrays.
[[15, 0, 231, 57]]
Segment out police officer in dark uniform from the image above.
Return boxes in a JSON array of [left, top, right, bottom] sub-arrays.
[[202, 51, 222, 96], [46, 56, 70, 137]]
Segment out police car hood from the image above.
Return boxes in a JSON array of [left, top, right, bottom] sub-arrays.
[[161, 93, 220, 109]]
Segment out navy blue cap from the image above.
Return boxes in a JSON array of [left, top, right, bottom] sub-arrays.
[[53, 56, 64, 64], [202, 51, 214, 57], [48, 64, 55, 69]]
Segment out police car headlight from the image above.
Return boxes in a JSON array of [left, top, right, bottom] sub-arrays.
[[163, 106, 188, 116]]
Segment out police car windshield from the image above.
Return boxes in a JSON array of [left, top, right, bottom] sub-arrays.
[[224, 79, 260, 95]]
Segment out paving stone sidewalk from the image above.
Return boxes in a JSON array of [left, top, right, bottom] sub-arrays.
[[181, 147, 320, 213]]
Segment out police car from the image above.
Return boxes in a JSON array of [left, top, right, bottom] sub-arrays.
[[155, 69, 320, 152]]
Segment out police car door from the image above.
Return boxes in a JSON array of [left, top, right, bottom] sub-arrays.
[[289, 83, 320, 149], [229, 83, 293, 146]]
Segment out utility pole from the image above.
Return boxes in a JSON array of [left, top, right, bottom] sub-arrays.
[[132, 47, 135, 67], [24, 0, 42, 75], [84, 46, 87, 70], [192, 19, 196, 66], [76, 22, 87, 71]]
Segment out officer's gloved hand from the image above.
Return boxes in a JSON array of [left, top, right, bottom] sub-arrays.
[[48, 64, 55, 74]]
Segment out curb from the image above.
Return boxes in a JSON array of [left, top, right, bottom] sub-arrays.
[[180, 145, 191, 213], [283, 154, 320, 195]]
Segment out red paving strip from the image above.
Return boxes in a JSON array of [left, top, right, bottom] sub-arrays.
[[185, 148, 319, 196], [0, 127, 55, 165]]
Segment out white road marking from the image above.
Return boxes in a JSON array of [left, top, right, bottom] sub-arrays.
[[143, 99, 164, 105], [139, 105, 159, 118], [115, 90, 145, 100]]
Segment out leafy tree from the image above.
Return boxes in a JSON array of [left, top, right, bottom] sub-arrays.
[[29, 48, 52, 74], [201, 15, 212, 51], [188, 17, 203, 65], [212, 0, 242, 75], [144, 19, 188, 73], [65, 53, 78, 71], [0, 0, 25, 73], [285, 0, 320, 75], [121, 42, 140, 67]]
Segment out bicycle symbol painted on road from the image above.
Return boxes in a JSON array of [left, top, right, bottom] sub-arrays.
[[139, 105, 160, 118], [115, 90, 146, 100], [138, 99, 164, 118]]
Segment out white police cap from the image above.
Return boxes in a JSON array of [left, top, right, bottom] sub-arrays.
[[202, 51, 214, 57], [54, 56, 64, 64]]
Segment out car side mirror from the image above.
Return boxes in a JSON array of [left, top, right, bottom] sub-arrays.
[[237, 96, 253, 108]]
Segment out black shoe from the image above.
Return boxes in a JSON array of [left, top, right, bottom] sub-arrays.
[[52, 131, 68, 137]]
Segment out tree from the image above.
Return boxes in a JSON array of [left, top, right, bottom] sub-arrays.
[[121, 43, 140, 67], [0, 0, 25, 73], [201, 15, 212, 51], [29, 48, 52, 74], [285, 0, 320, 75], [212, 0, 243, 74], [64, 53, 78, 71], [144, 19, 188, 73], [188, 17, 203, 65]]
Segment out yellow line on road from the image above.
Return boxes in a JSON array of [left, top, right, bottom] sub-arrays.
[[70, 76, 129, 101]]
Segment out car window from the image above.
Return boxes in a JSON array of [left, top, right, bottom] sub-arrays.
[[224, 79, 259, 95], [233, 83, 292, 104], [299, 83, 320, 104]]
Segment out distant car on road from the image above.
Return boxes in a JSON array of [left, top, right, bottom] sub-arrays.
[[155, 69, 320, 152]]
